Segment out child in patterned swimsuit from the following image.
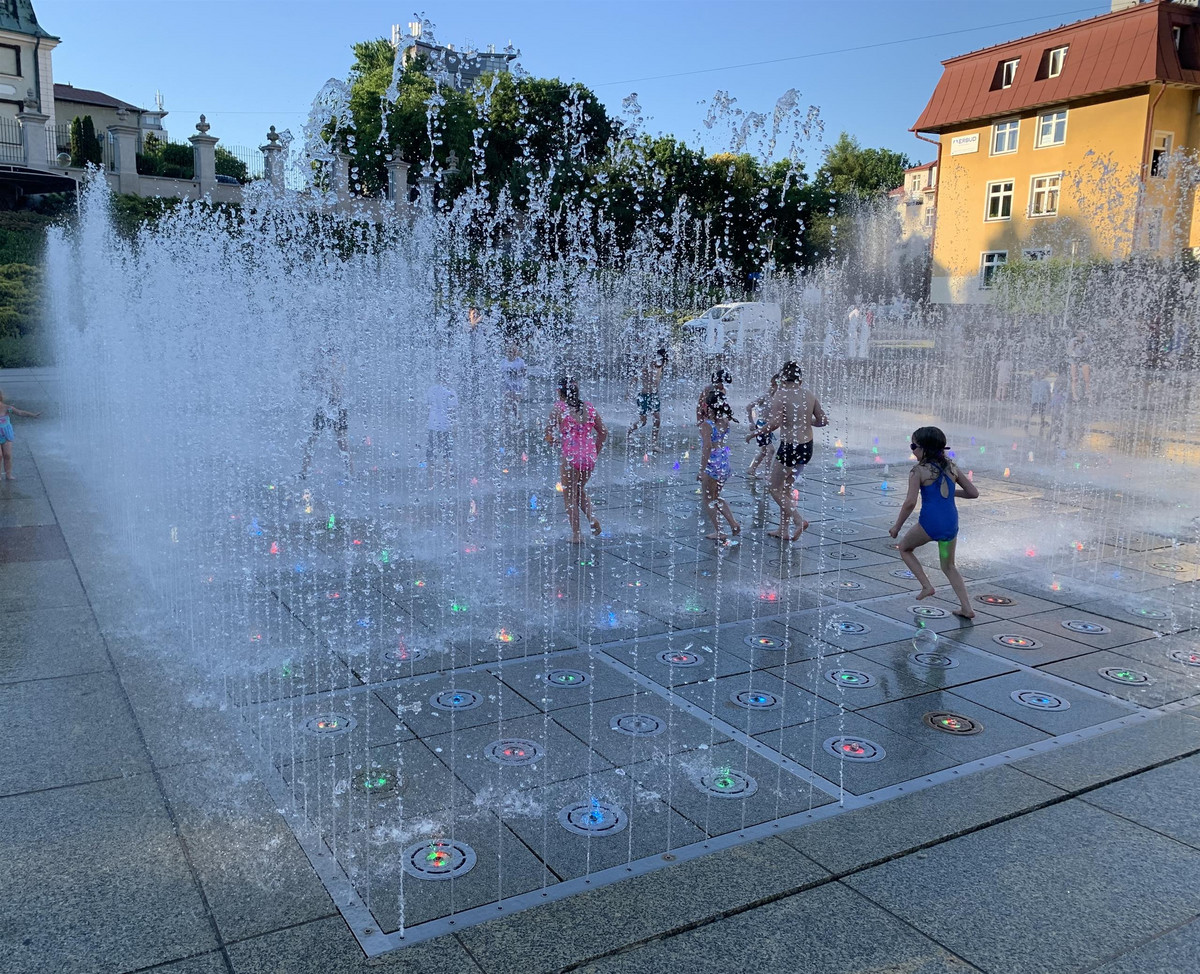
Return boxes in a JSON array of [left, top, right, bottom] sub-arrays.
[[888, 426, 979, 618], [699, 393, 740, 541], [545, 376, 608, 544], [0, 388, 40, 481]]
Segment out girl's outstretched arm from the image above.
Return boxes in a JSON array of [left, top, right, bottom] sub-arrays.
[[811, 397, 828, 427], [889, 466, 922, 538], [8, 405, 39, 418], [544, 406, 558, 443], [953, 463, 979, 499], [594, 412, 608, 455]]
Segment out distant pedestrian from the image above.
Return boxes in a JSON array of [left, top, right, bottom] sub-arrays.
[[888, 426, 979, 618], [1025, 371, 1052, 435], [425, 371, 458, 477], [1066, 329, 1092, 401], [545, 375, 607, 543], [0, 388, 40, 481], [300, 344, 353, 479]]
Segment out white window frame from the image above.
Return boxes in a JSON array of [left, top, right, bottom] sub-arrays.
[[1173, 26, 1183, 53], [910, 175, 923, 193], [1047, 46, 1068, 78], [980, 251, 1008, 289], [1001, 58, 1019, 88], [1035, 109, 1068, 148], [985, 179, 1015, 221], [924, 207, 936, 228], [991, 119, 1020, 155], [1022, 247, 1052, 261], [1029, 172, 1062, 218], [1151, 131, 1174, 177]]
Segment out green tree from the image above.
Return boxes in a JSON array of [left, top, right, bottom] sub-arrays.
[[215, 147, 249, 183], [68, 116, 84, 167], [79, 116, 102, 167]]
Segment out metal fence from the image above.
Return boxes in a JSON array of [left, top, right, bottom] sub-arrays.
[[47, 122, 70, 164], [218, 143, 264, 180], [0, 114, 22, 164], [103, 132, 115, 171]]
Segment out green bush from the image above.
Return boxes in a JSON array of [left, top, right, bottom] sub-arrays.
[[0, 334, 46, 368]]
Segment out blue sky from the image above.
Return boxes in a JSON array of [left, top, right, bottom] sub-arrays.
[[40, 0, 1106, 170]]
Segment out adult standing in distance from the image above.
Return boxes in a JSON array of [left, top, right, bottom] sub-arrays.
[[763, 361, 827, 540]]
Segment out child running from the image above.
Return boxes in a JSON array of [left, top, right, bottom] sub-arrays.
[[744, 372, 780, 478], [545, 375, 608, 544], [763, 361, 826, 540], [699, 392, 740, 541], [888, 426, 979, 618], [0, 389, 40, 480]]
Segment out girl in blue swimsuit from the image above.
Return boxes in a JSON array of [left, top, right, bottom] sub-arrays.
[[888, 426, 979, 618], [699, 393, 740, 541]]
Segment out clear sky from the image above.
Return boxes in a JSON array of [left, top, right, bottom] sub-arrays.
[[39, 0, 1108, 171]]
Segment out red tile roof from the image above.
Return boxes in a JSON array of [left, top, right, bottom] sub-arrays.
[[912, 0, 1200, 132], [903, 161, 936, 173]]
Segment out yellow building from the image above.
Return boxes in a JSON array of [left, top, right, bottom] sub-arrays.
[[913, 0, 1200, 304]]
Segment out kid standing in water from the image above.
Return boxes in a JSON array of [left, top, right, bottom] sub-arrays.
[[545, 376, 608, 544], [745, 372, 780, 478], [699, 393, 740, 541], [0, 389, 40, 480], [888, 426, 979, 619]]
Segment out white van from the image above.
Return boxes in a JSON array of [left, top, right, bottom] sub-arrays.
[[682, 302, 782, 353]]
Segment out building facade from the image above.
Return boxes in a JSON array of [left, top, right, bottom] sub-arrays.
[[0, 0, 58, 125], [913, 0, 1200, 304], [890, 160, 938, 242]]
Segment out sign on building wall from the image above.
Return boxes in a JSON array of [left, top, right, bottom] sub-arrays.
[[950, 133, 979, 156]]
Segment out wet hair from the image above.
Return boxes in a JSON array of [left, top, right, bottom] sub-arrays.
[[769, 371, 781, 389], [705, 390, 736, 421], [911, 426, 949, 468], [558, 375, 583, 410], [780, 361, 802, 382], [656, 347, 668, 363], [711, 368, 732, 385]]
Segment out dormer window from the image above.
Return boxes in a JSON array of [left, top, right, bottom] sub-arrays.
[[1047, 46, 1068, 78], [1174, 26, 1183, 52], [1001, 58, 1019, 88]]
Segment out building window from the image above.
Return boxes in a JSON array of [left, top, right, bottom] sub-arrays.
[[1030, 173, 1061, 217], [910, 175, 922, 193], [1022, 248, 1052, 261], [1001, 58, 1019, 88], [0, 45, 19, 77], [1047, 46, 1068, 78], [1174, 26, 1182, 52], [986, 180, 1014, 221], [1151, 131, 1173, 177], [991, 119, 1019, 155], [980, 251, 1008, 288], [1036, 110, 1068, 147], [924, 207, 936, 228]]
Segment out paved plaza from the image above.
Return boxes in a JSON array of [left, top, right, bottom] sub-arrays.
[[3, 366, 1200, 974]]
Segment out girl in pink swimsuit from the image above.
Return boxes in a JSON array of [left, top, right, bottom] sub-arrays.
[[545, 376, 608, 543]]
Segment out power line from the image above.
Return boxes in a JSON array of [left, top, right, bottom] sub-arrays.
[[592, 5, 1101, 88]]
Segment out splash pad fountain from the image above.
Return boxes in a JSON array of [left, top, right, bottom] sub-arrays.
[[45, 36, 1200, 956]]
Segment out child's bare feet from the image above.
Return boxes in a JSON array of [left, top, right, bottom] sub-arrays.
[[590, 517, 602, 536], [916, 585, 936, 600], [788, 518, 809, 540], [569, 533, 584, 545], [953, 608, 976, 619], [731, 521, 741, 536], [706, 530, 727, 541], [767, 528, 787, 539]]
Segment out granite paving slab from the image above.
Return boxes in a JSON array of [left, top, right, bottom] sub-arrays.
[[779, 764, 1064, 873], [818, 569, 909, 602], [1087, 916, 1200, 974], [0, 557, 88, 613], [857, 689, 1049, 762], [756, 710, 957, 795], [1104, 630, 1200, 670], [498, 766, 707, 882], [0, 671, 151, 796], [937, 617, 1108, 667], [950, 670, 1138, 735], [860, 591, 1001, 633], [553, 694, 731, 766], [601, 630, 753, 686], [0, 604, 111, 684], [844, 799, 1200, 974], [495, 651, 645, 711], [570, 878, 981, 974], [1082, 754, 1200, 851], [673, 668, 840, 736], [456, 837, 829, 974], [769, 650, 941, 711], [1074, 595, 1200, 634], [383, 668, 539, 736], [1014, 607, 1163, 651], [857, 638, 1020, 690], [1040, 650, 1200, 708], [0, 775, 219, 974], [784, 604, 916, 651]]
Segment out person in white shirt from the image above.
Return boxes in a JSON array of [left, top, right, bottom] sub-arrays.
[[426, 375, 458, 475]]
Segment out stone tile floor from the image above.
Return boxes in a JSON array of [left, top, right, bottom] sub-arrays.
[[2, 368, 1199, 973]]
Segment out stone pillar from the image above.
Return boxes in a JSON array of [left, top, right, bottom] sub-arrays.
[[417, 174, 436, 211], [386, 157, 409, 213], [107, 109, 142, 195], [188, 115, 219, 195], [17, 96, 49, 169], [260, 126, 285, 192], [330, 152, 352, 200]]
